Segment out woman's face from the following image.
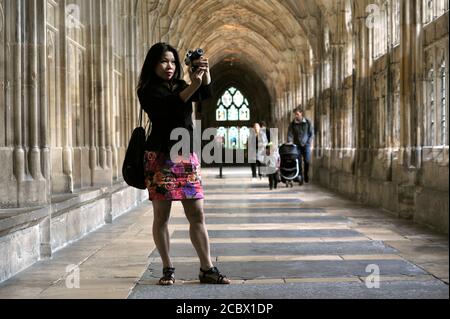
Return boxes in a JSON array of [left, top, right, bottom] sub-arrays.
[[155, 51, 176, 81]]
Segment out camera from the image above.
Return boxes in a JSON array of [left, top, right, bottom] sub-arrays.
[[185, 48, 204, 71]]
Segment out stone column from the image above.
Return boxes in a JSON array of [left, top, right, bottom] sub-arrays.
[[106, 0, 118, 181], [60, 0, 74, 192], [12, 0, 25, 186], [98, 0, 107, 172], [38, 1, 50, 184], [103, 0, 114, 224], [127, 0, 138, 129], [121, 1, 131, 158], [38, 0, 51, 258], [400, 0, 420, 167], [313, 59, 321, 158], [27, 0, 44, 182], [413, 1, 424, 169], [0, 0, 18, 207], [94, 0, 106, 169], [398, 0, 421, 219], [121, 0, 139, 162], [86, 0, 96, 185], [355, 0, 371, 164], [103, 0, 112, 174], [1, 0, 48, 208], [0, 0, 5, 149], [89, 0, 112, 186]]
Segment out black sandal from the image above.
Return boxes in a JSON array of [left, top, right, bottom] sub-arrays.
[[199, 267, 230, 284], [158, 267, 175, 286]]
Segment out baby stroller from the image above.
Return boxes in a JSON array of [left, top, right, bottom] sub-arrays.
[[279, 144, 300, 188]]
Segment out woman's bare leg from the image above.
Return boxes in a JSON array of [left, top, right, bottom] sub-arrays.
[[152, 200, 173, 269], [181, 199, 214, 270]]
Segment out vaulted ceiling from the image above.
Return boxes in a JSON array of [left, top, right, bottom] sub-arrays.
[[139, 0, 346, 121]]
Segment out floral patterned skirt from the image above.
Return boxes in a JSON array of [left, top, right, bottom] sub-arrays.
[[143, 151, 204, 201]]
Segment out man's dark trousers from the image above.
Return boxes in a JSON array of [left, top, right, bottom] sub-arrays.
[[296, 144, 311, 182]]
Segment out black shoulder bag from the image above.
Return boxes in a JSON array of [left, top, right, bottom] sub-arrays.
[[122, 108, 149, 190]]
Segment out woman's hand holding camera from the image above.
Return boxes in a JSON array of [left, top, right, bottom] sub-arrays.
[[180, 55, 211, 103], [188, 56, 211, 87]]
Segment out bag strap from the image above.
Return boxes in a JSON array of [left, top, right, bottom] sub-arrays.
[[139, 107, 143, 127], [139, 107, 151, 137]]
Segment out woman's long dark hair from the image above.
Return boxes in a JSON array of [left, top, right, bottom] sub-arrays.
[[137, 42, 183, 93]]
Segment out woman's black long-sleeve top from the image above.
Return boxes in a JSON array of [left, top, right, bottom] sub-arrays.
[[137, 80, 212, 153]]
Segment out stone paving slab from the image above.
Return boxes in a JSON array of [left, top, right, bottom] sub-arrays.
[[204, 198, 303, 204], [204, 207, 325, 213], [204, 191, 300, 195], [128, 280, 449, 299], [171, 216, 349, 225], [172, 237, 371, 244], [178, 223, 352, 231], [204, 213, 331, 219], [148, 254, 403, 263], [150, 241, 397, 258], [142, 259, 427, 282], [172, 229, 363, 239], [37, 278, 134, 299], [204, 184, 276, 190]]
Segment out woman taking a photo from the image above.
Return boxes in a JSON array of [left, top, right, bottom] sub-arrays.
[[137, 42, 230, 286]]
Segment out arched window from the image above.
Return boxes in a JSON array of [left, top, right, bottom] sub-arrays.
[[425, 48, 448, 148], [216, 87, 250, 122], [215, 87, 251, 149], [423, 0, 449, 24], [440, 61, 447, 145], [392, 0, 401, 46], [371, 1, 388, 59], [428, 68, 436, 146]]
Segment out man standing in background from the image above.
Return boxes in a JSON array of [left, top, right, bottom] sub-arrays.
[[287, 108, 314, 185]]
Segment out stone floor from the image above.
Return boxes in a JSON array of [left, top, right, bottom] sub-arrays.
[[0, 168, 448, 299]]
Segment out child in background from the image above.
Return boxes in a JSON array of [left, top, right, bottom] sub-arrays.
[[265, 143, 280, 190]]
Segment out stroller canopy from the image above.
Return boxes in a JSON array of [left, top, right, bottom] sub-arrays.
[[279, 144, 300, 157]]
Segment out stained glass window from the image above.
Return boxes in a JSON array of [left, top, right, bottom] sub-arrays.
[[239, 127, 250, 149], [216, 87, 251, 149], [216, 105, 227, 121], [216, 87, 251, 122], [217, 127, 227, 142], [228, 106, 239, 121], [229, 127, 239, 148], [216, 127, 251, 149]]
